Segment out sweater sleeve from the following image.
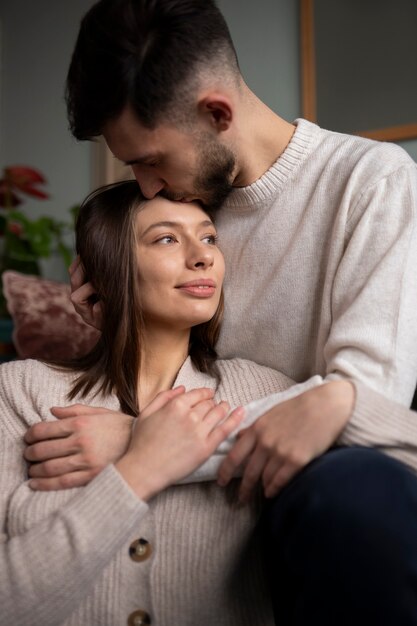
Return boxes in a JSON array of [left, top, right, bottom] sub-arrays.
[[323, 159, 417, 405], [337, 379, 417, 473], [180, 360, 324, 483], [0, 417, 148, 625]]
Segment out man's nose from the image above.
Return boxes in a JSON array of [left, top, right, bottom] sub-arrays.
[[132, 166, 165, 199]]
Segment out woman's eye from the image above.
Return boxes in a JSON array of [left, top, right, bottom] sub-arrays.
[[155, 235, 176, 244], [202, 234, 218, 245]]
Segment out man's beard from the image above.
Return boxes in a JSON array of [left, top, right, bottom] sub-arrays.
[[161, 133, 236, 210], [194, 133, 236, 210]]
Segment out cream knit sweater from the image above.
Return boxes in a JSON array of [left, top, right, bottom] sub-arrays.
[[0, 356, 306, 626], [2, 119, 417, 623], [217, 119, 417, 406]]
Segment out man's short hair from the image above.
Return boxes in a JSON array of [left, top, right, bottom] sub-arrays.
[[66, 0, 240, 140]]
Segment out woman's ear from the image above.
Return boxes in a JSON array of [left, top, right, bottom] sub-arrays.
[[197, 94, 233, 133]]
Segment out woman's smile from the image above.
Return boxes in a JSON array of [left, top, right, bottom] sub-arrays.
[[176, 278, 217, 297]]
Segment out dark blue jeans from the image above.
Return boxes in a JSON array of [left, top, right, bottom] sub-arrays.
[[260, 447, 417, 625]]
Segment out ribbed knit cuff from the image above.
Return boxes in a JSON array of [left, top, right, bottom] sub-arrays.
[[339, 380, 416, 449], [74, 463, 149, 523]]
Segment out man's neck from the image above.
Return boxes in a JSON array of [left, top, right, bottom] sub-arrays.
[[232, 89, 296, 188]]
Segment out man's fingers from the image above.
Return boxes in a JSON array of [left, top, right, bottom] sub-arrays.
[[28, 453, 92, 478], [91, 300, 103, 327], [29, 469, 100, 491], [261, 456, 283, 490], [24, 436, 79, 462], [24, 419, 74, 445], [264, 462, 300, 499], [69, 255, 84, 289], [238, 446, 269, 503], [217, 428, 257, 487], [70, 280, 97, 307], [50, 404, 113, 418]]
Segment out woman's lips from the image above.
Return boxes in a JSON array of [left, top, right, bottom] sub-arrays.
[[176, 279, 216, 297]]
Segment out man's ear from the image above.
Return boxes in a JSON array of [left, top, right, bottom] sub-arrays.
[[197, 94, 233, 132]]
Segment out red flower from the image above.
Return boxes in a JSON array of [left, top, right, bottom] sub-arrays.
[[0, 180, 21, 207], [8, 221, 24, 236], [0, 165, 49, 208]]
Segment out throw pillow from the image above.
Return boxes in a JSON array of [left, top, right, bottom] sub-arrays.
[[2, 270, 100, 361]]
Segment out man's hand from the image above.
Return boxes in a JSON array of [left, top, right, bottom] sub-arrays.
[[217, 380, 355, 503], [69, 256, 103, 329], [24, 404, 135, 490]]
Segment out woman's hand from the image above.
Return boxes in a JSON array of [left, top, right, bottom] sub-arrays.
[[69, 256, 103, 329], [25, 404, 135, 490], [116, 387, 244, 501]]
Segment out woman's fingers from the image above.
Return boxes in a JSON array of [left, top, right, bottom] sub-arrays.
[[187, 398, 217, 422], [140, 386, 186, 419], [141, 387, 216, 421], [178, 387, 216, 408], [207, 405, 244, 448]]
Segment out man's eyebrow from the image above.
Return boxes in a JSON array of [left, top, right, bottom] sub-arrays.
[[122, 154, 158, 166], [141, 219, 214, 237]]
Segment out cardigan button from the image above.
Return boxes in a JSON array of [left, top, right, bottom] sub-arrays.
[[127, 609, 151, 625], [129, 538, 152, 562]]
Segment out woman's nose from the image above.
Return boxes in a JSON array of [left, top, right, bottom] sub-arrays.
[[187, 243, 214, 269]]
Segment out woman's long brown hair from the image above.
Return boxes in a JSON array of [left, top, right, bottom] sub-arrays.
[[64, 181, 223, 416]]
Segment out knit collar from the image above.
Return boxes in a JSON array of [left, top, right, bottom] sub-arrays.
[[222, 118, 318, 209], [174, 356, 217, 392]]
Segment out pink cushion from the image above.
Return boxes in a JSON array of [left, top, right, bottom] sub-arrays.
[[2, 270, 100, 360]]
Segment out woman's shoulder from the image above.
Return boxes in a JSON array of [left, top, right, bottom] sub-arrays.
[[0, 358, 72, 387], [0, 360, 77, 434], [215, 358, 295, 407]]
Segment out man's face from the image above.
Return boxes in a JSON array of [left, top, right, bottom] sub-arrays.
[[103, 106, 236, 210]]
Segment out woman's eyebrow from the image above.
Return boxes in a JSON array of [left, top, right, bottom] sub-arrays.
[[141, 220, 214, 236]]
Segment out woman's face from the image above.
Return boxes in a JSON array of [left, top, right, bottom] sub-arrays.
[[135, 197, 225, 331]]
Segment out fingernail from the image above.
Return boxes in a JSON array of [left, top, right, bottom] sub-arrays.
[[28, 479, 37, 490]]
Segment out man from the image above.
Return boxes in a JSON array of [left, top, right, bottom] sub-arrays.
[[28, 0, 417, 623]]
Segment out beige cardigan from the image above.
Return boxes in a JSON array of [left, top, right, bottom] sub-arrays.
[[0, 356, 299, 626]]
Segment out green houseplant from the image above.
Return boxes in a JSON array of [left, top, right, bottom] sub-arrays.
[[0, 165, 78, 317]]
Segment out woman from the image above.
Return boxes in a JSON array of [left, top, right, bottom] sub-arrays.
[[0, 181, 315, 626]]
